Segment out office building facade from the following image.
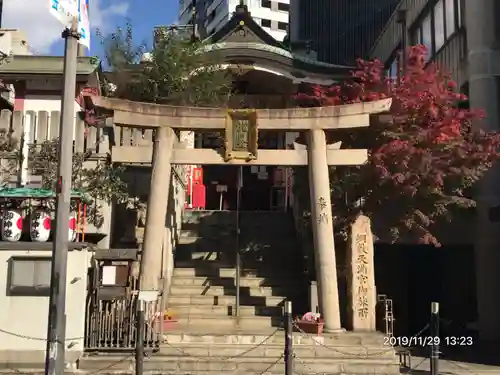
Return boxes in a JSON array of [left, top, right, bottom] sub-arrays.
[[178, 0, 290, 41], [370, 0, 500, 341], [289, 0, 400, 65]]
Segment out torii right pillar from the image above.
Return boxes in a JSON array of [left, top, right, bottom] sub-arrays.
[[307, 129, 343, 332]]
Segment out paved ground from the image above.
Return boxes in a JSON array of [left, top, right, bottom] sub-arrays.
[[408, 357, 500, 375]]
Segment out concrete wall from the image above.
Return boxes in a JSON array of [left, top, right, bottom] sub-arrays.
[[0, 29, 31, 56], [0, 248, 90, 365], [23, 96, 81, 113]]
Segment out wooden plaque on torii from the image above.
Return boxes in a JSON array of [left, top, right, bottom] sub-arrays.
[[224, 109, 258, 161]]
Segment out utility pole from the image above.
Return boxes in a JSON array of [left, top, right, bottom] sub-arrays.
[[430, 302, 440, 375], [44, 16, 79, 375], [135, 300, 145, 375], [0, 0, 3, 27], [234, 166, 242, 317], [284, 300, 293, 375]]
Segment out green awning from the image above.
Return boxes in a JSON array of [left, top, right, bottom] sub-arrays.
[[0, 188, 89, 200]]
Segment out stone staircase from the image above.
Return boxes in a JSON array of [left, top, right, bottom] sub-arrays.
[[78, 210, 399, 375], [170, 210, 307, 331]]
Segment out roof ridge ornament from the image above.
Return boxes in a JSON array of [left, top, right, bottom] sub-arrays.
[[235, 0, 249, 15]]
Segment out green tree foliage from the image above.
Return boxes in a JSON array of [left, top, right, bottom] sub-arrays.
[[28, 140, 127, 202], [98, 21, 232, 106], [0, 128, 19, 184], [28, 140, 128, 227]]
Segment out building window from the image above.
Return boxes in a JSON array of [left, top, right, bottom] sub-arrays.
[[457, 0, 463, 28], [261, 0, 271, 8], [277, 2, 289, 12], [261, 18, 271, 28], [207, 9, 216, 24], [7, 257, 51, 296], [411, 0, 462, 61], [414, 27, 422, 45], [457, 82, 469, 109], [386, 56, 399, 79], [422, 14, 432, 57], [278, 22, 287, 31], [445, 0, 456, 37], [434, 0, 445, 51]]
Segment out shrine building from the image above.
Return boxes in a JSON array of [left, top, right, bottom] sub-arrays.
[[168, 3, 353, 212]]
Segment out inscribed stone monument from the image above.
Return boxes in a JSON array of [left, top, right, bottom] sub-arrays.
[[346, 214, 376, 331]]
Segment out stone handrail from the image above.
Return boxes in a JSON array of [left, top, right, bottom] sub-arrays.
[[158, 165, 186, 317], [290, 179, 318, 313]]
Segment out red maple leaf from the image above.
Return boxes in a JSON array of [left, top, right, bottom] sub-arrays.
[[293, 45, 500, 245]]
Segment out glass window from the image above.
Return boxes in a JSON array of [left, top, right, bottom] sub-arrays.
[[390, 59, 398, 78], [422, 14, 432, 58], [8, 257, 51, 296], [414, 27, 421, 44], [277, 2, 289, 11], [261, 18, 271, 28], [434, 0, 445, 50], [445, 0, 456, 37], [261, 0, 271, 8], [386, 57, 398, 79], [278, 21, 287, 30], [457, 0, 463, 28]]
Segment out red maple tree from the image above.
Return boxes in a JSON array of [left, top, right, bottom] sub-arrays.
[[294, 45, 500, 245]]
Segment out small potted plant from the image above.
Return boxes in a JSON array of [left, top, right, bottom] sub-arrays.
[[155, 309, 178, 331], [295, 312, 324, 335]]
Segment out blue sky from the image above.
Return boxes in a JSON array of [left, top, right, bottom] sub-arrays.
[[3, 0, 178, 60], [52, 0, 178, 58]]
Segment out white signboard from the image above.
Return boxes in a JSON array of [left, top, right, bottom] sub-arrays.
[[216, 185, 228, 193], [78, 0, 91, 49], [49, 0, 90, 49], [49, 0, 78, 25]]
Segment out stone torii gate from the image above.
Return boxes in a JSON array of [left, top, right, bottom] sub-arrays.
[[91, 96, 392, 332]]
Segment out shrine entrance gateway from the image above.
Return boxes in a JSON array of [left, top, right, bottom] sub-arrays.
[[91, 96, 392, 333]]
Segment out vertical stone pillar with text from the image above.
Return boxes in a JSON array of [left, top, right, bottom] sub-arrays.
[[307, 129, 342, 332], [347, 214, 376, 331], [140, 127, 175, 293]]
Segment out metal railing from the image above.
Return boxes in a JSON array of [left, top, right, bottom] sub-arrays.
[[84, 276, 160, 351], [234, 166, 242, 317]]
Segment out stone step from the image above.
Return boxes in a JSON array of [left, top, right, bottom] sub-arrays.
[[171, 273, 297, 289], [173, 267, 236, 278], [180, 230, 235, 239], [174, 258, 302, 270], [156, 343, 397, 360], [169, 294, 285, 306], [79, 355, 399, 374], [177, 236, 298, 253], [189, 251, 220, 260], [177, 250, 301, 263], [182, 210, 292, 224], [177, 237, 233, 247], [172, 263, 301, 278], [180, 226, 294, 239], [169, 283, 289, 297], [164, 329, 393, 347], [176, 315, 281, 329], [170, 304, 282, 317]]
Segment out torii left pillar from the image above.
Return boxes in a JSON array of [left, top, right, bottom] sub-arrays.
[[140, 127, 175, 297]]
